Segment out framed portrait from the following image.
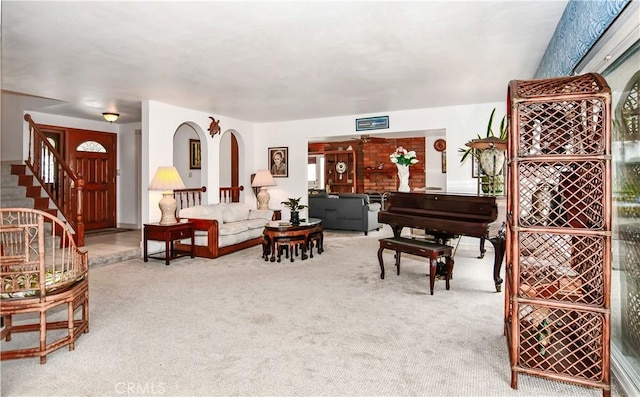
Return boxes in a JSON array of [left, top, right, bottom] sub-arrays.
[[189, 139, 201, 169], [268, 147, 288, 177]]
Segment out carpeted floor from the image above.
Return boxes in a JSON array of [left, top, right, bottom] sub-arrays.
[[0, 227, 620, 396]]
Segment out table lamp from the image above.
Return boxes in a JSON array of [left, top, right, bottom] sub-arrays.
[[148, 166, 186, 225], [251, 169, 276, 210]]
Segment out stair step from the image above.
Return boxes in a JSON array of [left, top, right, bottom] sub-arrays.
[[33, 197, 51, 209], [0, 185, 26, 198], [0, 162, 22, 176], [18, 175, 34, 186], [10, 164, 26, 175], [1, 173, 19, 185], [25, 185, 43, 197], [0, 197, 35, 208]]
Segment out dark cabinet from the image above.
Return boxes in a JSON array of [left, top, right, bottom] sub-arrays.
[[324, 149, 356, 193]]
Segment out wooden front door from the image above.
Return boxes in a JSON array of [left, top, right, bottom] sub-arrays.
[[66, 130, 117, 231]]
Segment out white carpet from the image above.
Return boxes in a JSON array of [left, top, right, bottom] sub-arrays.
[[1, 227, 620, 396]]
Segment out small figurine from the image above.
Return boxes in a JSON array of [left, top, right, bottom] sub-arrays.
[[208, 116, 221, 137]]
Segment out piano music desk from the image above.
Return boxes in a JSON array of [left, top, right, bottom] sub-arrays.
[[378, 237, 454, 295]]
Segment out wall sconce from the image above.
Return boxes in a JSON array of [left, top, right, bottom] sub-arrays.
[[148, 166, 186, 225], [251, 169, 276, 210], [102, 112, 120, 123]]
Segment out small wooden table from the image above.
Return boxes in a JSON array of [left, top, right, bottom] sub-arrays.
[[144, 222, 195, 265], [262, 218, 323, 262]]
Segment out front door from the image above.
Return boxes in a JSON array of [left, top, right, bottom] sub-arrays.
[[66, 130, 117, 231]]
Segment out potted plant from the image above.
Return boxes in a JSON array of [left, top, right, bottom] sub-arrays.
[[458, 108, 507, 164], [459, 108, 508, 194], [281, 197, 307, 225]]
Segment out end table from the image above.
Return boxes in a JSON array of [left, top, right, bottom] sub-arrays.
[[143, 222, 195, 265]]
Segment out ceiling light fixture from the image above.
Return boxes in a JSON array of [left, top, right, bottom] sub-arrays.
[[102, 112, 119, 123]]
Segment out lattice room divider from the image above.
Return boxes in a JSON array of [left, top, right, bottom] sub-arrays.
[[504, 73, 612, 397]]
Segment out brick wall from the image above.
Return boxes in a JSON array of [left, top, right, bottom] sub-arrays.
[[309, 138, 425, 194], [359, 138, 425, 193]]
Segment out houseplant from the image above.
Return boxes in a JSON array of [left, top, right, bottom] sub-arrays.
[[281, 197, 307, 225], [459, 108, 507, 194], [458, 108, 507, 164]]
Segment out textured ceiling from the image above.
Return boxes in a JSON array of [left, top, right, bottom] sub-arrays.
[[1, 1, 568, 124]]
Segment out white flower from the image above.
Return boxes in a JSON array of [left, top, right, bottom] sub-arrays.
[[390, 146, 419, 166]]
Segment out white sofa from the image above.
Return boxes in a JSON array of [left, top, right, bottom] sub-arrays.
[[174, 203, 274, 258]]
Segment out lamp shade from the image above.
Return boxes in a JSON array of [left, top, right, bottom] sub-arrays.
[[251, 169, 276, 188], [148, 166, 186, 192], [148, 166, 185, 225]]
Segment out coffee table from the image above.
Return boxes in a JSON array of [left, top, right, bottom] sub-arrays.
[[262, 218, 323, 262]]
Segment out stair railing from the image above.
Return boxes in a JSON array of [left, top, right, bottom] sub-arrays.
[[23, 114, 85, 246]]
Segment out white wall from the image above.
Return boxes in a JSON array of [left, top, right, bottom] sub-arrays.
[[117, 123, 143, 228], [3, 93, 506, 227], [142, 100, 257, 224], [253, 102, 505, 219], [173, 123, 202, 187], [425, 129, 447, 190], [1, 92, 71, 161]]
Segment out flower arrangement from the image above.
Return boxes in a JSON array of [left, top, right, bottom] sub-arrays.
[[389, 147, 419, 166]]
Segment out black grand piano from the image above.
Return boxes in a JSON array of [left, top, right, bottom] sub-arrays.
[[378, 191, 506, 292]]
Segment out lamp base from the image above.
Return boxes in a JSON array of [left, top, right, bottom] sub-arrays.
[[256, 188, 270, 210], [158, 192, 178, 225]]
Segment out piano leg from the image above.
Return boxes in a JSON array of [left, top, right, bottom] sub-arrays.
[[488, 235, 506, 292], [479, 237, 486, 259], [377, 246, 385, 279]]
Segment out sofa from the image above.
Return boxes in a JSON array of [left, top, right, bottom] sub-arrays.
[[174, 203, 274, 258], [308, 192, 381, 235]]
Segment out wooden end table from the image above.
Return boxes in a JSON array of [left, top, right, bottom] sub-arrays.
[[144, 222, 195, 265]]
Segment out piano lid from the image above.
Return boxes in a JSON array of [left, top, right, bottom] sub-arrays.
[[384, 191, 498, 224]]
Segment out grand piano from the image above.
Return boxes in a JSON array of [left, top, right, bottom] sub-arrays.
[[378, 191, 506, 292]]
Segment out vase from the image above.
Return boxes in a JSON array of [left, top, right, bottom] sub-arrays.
[[479, 148, 505, 176], [290, 211, 300, 225], [396, 164, 410, 192]]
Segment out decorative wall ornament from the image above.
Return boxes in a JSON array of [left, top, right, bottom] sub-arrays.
[[208, 116, 221, 137]]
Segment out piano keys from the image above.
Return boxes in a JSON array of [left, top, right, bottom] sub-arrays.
[[378, 191, 506, 292]]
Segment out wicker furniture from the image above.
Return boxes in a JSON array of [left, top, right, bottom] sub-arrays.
[[505, 73, 612, 396], [143, 222, 195, 265], [1, 208, 89, 364]]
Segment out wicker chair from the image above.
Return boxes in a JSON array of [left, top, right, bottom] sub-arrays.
[[1, 208, 89, 364]]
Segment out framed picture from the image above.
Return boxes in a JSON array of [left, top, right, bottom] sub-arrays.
[[189, 139, 201, 169], [268, 147, 288, 177], [356, 115, 389, 131]]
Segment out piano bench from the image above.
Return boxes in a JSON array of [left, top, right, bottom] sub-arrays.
[[377, 237, 454, 295]]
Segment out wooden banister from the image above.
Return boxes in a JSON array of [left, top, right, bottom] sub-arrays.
[[220, 186, 243, 203], [23, 114, 85, 246], [173, 186, 207, 214]]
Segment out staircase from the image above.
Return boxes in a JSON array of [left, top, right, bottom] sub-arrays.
[[1, 162, 56, 214], [1, 161, 62, 248]]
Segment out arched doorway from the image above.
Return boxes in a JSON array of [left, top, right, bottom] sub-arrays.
[[219, 130, 241, 202]]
